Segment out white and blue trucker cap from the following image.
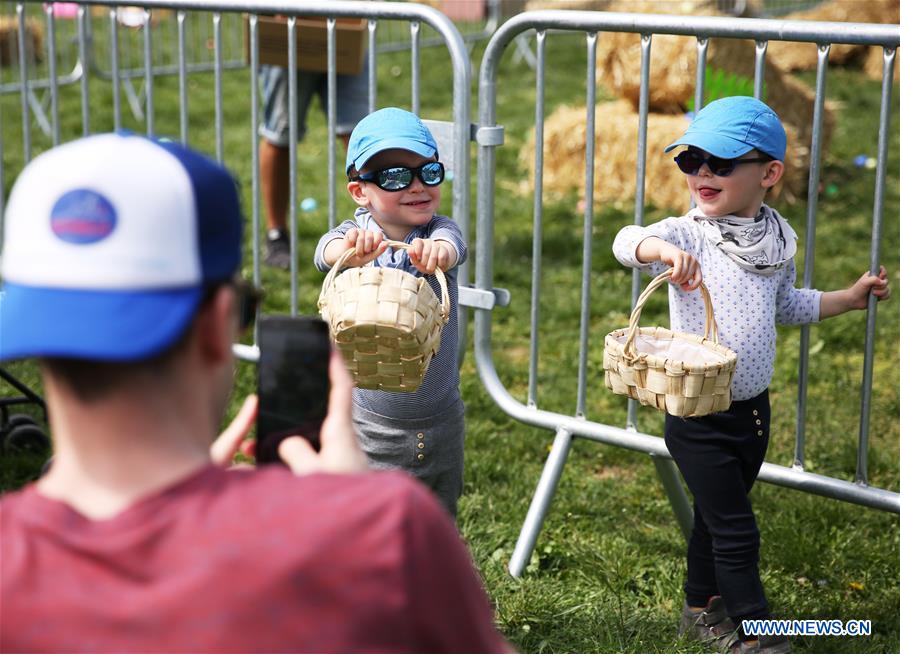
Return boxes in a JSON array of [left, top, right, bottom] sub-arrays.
[[665, 96, 787, 161], [0, 132, 243, 362], [345, 107, 438, 174]]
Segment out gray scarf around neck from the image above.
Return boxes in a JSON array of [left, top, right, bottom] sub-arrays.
[[690, 204, 797, 276]]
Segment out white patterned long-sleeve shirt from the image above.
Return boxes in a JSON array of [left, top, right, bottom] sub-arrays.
[[612, 211, 822, 401]]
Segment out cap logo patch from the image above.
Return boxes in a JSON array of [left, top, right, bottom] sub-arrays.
[[50, 189, 117, 244]]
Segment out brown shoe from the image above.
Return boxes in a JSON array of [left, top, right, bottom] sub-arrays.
[[679, 596, 738, 647], [728, 635, 792, 653]]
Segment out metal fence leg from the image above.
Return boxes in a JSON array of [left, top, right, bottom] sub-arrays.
[[650, 453, 693, 541], [508, 427, 573, 578]]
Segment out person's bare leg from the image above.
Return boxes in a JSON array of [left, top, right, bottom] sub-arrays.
[[260, 139, 291, 269], [260, 139, 290, 233]]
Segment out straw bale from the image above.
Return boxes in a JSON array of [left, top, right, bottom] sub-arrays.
[[766, 0, 899, 71], [864, 45, 900, 82], [594, 0, 720, 112], [520, 99, 808, 214], [524, 0, 611, 10], [0, 16, 43, 67]]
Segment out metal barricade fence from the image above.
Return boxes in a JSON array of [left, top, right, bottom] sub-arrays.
[[474, 10, 899, 577], [0, 1, 490, 133], [0, 0, 472, 359]]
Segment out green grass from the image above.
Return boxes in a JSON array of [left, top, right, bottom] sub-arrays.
[[2, 18, 899, 654]]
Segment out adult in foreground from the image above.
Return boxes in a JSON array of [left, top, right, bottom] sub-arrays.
[[0, 133, 510, 653]]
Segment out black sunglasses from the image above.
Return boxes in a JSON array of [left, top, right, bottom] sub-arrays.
[[204, 277, 264, 333], [350, 161, 445, 192], [674, 150, 773, 177]]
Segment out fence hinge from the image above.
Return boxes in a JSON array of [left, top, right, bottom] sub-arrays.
[[472, 124, 504, 147], [459, 285, 511, 310]]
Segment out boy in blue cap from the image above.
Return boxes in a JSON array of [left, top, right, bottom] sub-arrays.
[[612, 96, 890, 653], [314, 107, 468, 518]]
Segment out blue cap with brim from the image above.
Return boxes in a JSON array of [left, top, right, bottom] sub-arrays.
[[664, 96, 786, 161], [0, 133, 243, 362], [346, 107, 438, 174]]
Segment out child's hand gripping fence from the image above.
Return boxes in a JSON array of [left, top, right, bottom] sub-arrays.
[[318, 240, 450, 393], [604, 270, 738, 417]]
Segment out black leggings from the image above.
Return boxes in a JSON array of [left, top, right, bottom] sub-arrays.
[[665, 389, 771, 622]]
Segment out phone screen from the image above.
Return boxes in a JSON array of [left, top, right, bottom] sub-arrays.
[[256, 315, 330, 464]]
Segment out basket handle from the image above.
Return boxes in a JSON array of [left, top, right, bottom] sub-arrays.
[[622, 269, 719, 361], [317, 239, 451, 322]]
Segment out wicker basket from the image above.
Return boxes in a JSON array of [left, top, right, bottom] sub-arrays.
[[603, 270, 737, 417], [318, 240, 450, 392]]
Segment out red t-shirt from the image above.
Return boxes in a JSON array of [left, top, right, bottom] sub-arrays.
[[0, 466, 507, 653]]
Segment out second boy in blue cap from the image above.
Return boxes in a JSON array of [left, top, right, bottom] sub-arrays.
[[613, 96, 890, 654], [314, 107, 468, 518]]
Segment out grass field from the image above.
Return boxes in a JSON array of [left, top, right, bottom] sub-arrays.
[[1, 12, 898, 653]]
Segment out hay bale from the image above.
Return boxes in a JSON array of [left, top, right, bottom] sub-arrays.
[[864, 45, 900, 82], [764, 0, 899, 72], [520, 99, 807, 214], [524, 0, 611, 10], [0, 16, 43, 67]]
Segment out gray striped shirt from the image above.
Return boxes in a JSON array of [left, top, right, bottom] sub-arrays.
[[314, 208, 467, 418]]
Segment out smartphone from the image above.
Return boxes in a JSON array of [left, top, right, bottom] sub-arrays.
[[256, 315, 330, 464]]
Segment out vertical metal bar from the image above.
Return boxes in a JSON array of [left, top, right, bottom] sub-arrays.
[[144, 9, 154, 136], [794, 43, 829, 471], [327, 18, 337, 229], [77, 5, 89, 138], [753, 39, 767, 99], [368, 20, 377, 113], [110, 8, 122, 132], [527, 30, 547, 409], [250, 14, 261, 343], [17, 3, 31, 161], [508, 429, 573, 578], [214, 12, 223, 162], [287, 16, 298, 315], [576, 31, 598, 419], [856, 46, 895, 486], [627, 33, 653, 430], [410, 21, 420, 115], [650, 454, 693, 541], [45, 4, 60, 146], [694, 37, 708, 113], [178, 11, 188, 145]]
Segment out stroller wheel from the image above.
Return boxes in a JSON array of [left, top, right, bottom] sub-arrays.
[[5, 424, 51, 453], [3, 413, 39, 431]]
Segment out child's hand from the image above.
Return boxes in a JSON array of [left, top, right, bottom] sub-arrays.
[[658, 242, 702, 291], [342, 228, 388, 267], [408, 238, 455, 274], [845, 266, 891, 310], [820, 266, 890, 318]]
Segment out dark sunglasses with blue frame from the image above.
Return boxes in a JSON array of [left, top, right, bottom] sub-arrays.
[[349, 161, 445, 192], [674, 149, 773, 177]]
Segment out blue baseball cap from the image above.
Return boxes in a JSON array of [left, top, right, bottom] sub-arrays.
[[345, 107, 438, 174], [665, 96, 786, 161], [0, 133, 243, 362]]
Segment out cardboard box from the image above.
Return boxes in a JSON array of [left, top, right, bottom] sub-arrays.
[[247, 15, 367, 75], [440, 0, 486, 21]]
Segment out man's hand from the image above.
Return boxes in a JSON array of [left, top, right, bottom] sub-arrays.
[[278, 350, 370, 475], [408, 238, 456, 274], [210, 395, 258, 467]]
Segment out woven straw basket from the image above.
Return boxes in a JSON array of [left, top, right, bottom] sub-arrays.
[[318, 240, 450, 392], [603, 270, 737, 417]]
